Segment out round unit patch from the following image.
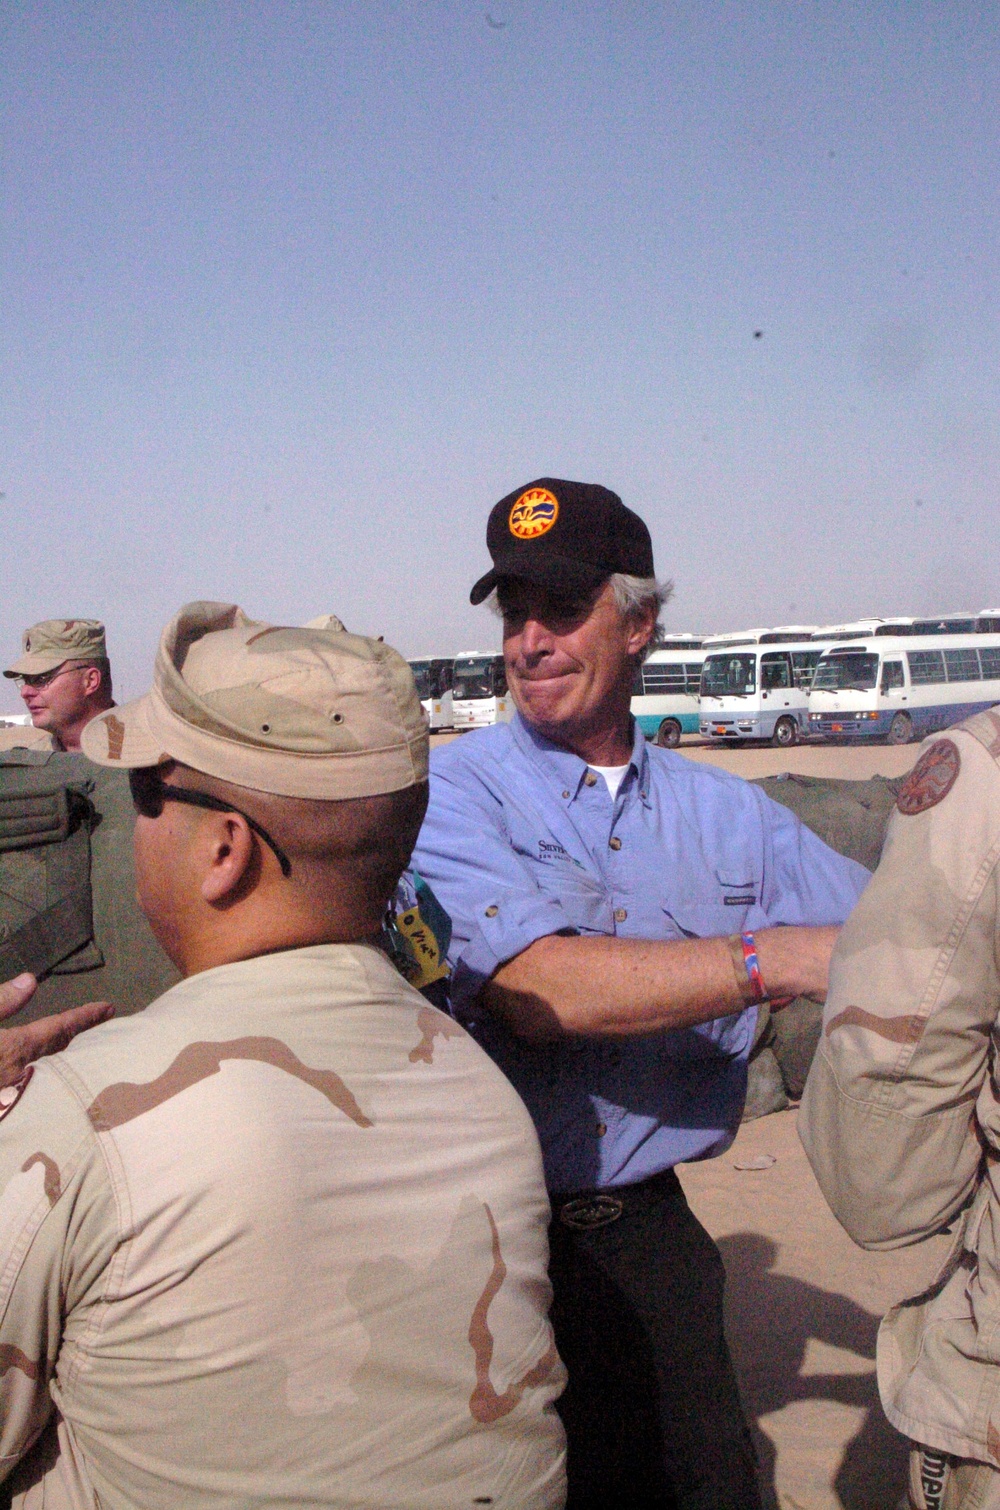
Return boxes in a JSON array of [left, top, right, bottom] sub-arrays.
[[509, 487, 559, 540], [896, 738, 961, 816]]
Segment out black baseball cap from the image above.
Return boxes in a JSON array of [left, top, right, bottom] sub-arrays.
[[470, 477, 655, 606]]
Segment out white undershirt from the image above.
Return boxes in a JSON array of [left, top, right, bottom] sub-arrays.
[[588, 763, 630, 800]]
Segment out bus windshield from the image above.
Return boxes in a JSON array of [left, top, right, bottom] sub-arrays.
[[409, 661, 433, 699], [453, 659, 500, 700], [700, 653, 756, 697], [811, 652, 880, 692]]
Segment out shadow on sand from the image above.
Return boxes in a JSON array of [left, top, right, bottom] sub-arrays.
[[718, 1232, 908, 1510]]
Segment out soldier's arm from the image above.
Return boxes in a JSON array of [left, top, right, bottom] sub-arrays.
[[0, 1065, 118, 1478], [0, 975, 113, 1089], [800, 729, 1000, 1250]]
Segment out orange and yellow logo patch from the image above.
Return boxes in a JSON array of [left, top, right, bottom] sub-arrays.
[[509, 487, 559, 540]]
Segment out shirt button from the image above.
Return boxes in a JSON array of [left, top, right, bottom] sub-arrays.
[[485, 905, 499, 917], [596, 1122, 607, 1137], [614, 907, 628, 923], [583, 771, 598, 786], [562, 790, 570, 799], [609, 837, 622, 851]]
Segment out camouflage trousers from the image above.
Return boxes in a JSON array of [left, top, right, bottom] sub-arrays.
[[906, 1444, 1000, 1510]]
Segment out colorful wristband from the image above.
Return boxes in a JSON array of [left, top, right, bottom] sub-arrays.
[[728, 931, 767, 1005]]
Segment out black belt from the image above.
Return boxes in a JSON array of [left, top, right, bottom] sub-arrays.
[[552, 1166, 683, 1232]]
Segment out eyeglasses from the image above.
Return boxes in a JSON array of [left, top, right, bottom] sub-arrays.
[[128, 767, 292, 877], [15, 663, 84, 690]]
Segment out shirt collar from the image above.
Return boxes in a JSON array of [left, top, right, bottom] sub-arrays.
[[510, 713, 651, 805]]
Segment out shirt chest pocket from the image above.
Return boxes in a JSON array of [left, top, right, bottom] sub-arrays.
[[664, 875, 766, 940]]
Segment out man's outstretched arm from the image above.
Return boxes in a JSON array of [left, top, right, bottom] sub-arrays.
[[0, 975, 113, 1089], [484, 925, 838, 1040]]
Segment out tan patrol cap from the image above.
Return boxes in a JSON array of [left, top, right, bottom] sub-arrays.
[[4, 619, 108, 678], [80, 602, 428, 800]]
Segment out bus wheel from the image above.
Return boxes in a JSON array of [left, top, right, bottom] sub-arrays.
[[656, 719, 682, 748], [888, 712, 913, 745], [771, 717, 798, 749]]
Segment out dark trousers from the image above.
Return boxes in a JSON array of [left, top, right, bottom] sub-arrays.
[[548, 1168, 762, 1510]]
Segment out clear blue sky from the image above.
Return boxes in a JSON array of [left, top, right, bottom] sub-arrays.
[[3, 1, 998, 706]]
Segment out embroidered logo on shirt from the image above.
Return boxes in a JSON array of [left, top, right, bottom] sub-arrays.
[[509, 487, 559, 539], [537, 839, 569, 862], [724, 895, 757, 906], [896, 739, 961, 816]]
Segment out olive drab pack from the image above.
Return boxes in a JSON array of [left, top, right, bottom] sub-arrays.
[[741, 771, 904, 1119], [0, 760, 101, 980], [0, 749, 179, 1028]]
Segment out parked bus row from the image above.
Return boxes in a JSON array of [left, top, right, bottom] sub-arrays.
[[409, 608, 1000, 747]]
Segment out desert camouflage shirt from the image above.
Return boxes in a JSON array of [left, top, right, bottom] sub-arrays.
[[0, 943, 566, 1508], [801, 709, 1000, 1465]]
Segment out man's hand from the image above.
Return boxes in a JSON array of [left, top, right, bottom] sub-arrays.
[[0, 974, 113, 1089]]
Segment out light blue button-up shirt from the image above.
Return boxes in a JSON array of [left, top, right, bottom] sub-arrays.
[[409, 715, 869, 1193]]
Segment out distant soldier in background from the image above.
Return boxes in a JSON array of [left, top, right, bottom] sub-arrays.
[[3, 619, 115, 752], [802, 713, 1000, 1509]]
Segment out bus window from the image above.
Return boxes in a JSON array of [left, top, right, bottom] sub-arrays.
[[761, 652, 792, 691], [683, 663, 703, 693], [701, 654, 756, 696], [981, 647, 1000, 679], [944, 648, 982, 682], [880, 660, 904, 693], [812, 652, 880, 691], [907, 650, 946, 685], [791, 651, 821, 689], [642, 663, 688, 695], [495, 659, 508, 696]]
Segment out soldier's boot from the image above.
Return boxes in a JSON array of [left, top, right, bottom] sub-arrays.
[[905, 1443, 1000, 1510]]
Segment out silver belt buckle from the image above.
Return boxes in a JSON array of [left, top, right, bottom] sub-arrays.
[[558, 1193, 624, 1231]]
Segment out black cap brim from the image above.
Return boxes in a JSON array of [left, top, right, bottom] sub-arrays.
[[469, 556, 608, 606]]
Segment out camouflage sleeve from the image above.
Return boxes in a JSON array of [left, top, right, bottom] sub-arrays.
[[0, 1060, 116, 1477], [800, 727, 1000, 1250]]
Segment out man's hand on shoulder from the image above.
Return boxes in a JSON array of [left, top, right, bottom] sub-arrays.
[[0, 974, 114, 1088]]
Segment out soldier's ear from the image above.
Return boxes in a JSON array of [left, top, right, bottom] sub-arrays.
[[200, 813, 257, 905]]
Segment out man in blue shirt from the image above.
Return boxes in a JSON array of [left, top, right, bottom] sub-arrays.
[[411, 478, 869, 1510]]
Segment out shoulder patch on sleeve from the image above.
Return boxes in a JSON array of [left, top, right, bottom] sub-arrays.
[[0, 1066, 33, 1122], [896, 739, 961, 816]]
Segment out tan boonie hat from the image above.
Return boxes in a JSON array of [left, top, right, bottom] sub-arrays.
[[80, 602, 428, 799], [4, 619, 108, 678]]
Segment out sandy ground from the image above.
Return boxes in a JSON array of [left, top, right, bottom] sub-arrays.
[[680, 1111, 951, 1510]]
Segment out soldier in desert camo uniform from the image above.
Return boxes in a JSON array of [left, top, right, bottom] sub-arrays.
[[0, 601, 565, 1510], [801, 709, 1000, 1510]]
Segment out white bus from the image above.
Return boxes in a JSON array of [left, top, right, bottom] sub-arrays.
[[808, 633, 1000, 744], [698, 629, 829, 747], [451, 652, 513, 731], [630, 639, 706, 747], [407, 657, 454, 732]]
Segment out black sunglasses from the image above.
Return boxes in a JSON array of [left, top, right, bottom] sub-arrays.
[[128, 767, 292, 877]]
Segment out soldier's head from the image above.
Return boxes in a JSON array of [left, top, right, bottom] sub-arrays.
[[4, 619, 114, 751], [470, 479, 671, 752], [82, 603, 428, 976]]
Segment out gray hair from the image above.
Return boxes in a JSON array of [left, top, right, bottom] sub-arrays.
[[486, 572, 673, 661], [609, 574, 674, 659]]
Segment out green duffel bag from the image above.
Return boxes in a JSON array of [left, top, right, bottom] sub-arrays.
[[741, 772, 904, 1119], [0, 749, 180, 1027]]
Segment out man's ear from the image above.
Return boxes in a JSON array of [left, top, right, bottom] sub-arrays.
[[625, 603, 657, 657], [200, 813, 257, 905], [81, 665, 103, 698]]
